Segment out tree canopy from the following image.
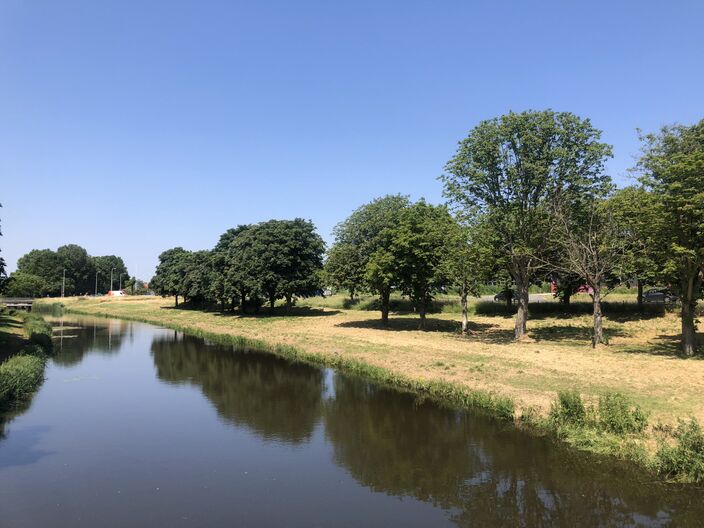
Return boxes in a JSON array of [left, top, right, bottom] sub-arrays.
[[441, 109, 613, 339]]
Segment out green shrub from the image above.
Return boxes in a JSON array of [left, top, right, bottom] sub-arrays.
[[655, 419, 704, 483], [598, 392, 648, 435], [0, 354, 46, 408], [550, 390, 586, 426]]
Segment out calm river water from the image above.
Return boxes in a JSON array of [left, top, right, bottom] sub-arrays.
[[1, 315, 703, 527]]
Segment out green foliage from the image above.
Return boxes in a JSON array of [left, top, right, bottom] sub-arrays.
[[12, 245, 129, 296], [3, 271, 51, 297], [0, 354, 46, 409], [92, 255, 129, 293], [598, 392, 648, 435], [150, 247, 192, 304], [637, 119, 704, 355], [550, 390, 586, 426], [442, 109, 613, 337], [655, 419, 704, 483], [324, 242, 365, 300]]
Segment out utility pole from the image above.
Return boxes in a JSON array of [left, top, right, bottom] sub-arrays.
[[95, 271, 98, 296], [61, 269, 66, 298], [110, 267, 115, 292], [119, 273, 124, 290]]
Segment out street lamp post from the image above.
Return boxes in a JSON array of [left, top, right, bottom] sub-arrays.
[[61, 269, 66, 298], [95, 271, 99, 296], [110, 268, 115, 292], [119, 273, 124, 290]]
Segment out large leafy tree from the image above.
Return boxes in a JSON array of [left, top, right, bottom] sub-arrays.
[[442, 110, 612, 340], [93, 255, 129, 293], [232, 219, 325, 312], [182, 250, 214, 306], [151, 247, 192, 306], [389, 201, 455, 329], [56, 244, 96, 295], [605, 186, 665, 307], [330, 195, 410, 325], [3, 271, 50, 297], [637, 120, 704, 356], [324, 242, 365, 301], [16, 249, 64, 295], [212, 226, 251, 311]]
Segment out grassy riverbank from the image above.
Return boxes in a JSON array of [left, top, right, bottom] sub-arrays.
[[0, 310, 53, 413], [40, 295, 704, 482]]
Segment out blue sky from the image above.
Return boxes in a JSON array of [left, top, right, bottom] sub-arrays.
[[2, 1, 703, 278]]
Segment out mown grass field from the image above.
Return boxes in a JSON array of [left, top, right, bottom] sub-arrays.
[[43, 293, 704, 429]]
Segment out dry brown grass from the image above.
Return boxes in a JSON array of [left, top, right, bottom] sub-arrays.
[[45, 295, 704, 426]]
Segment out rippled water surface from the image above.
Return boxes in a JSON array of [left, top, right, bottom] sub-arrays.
[[1, 316, 702, 527]]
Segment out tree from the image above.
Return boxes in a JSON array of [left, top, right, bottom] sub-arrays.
[[56, 244, 96, 295], [637, 120, 704, 356], [442, 110, 613, 339], [151, 247, 192, 306], [324, 242, 365, 301], [443, 218, 494, 333], [3, 272, 50, 298], [230, 220, 325, 313], [93, 255, 129, 294], [212, 226, 251, 311], [605, 187, 665, 307], [16, 249, 64, 295], [390, 201, 455, 329], [550, 198, 629, 346], [331, 195, 410, 325], [182, 250, 213, 306]]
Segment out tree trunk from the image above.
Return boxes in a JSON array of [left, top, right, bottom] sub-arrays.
[[380, 288, 390, 326], [220, 298, 225, 312], [563, 289, 572, 305], [592, 285, 606, 347], [505, 290, 513, 311], [460, 288, 469, 334], [514, 277, 529, 340], [637, 279, 644, 309], [175, 295, 179, 307], [349, 289, 355, 302], [681, 273, 699, 356], [418, 298, 426, 330], [269, 292, 276, 314]]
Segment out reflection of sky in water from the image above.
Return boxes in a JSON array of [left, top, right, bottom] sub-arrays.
[[0, 315, 700, 527]]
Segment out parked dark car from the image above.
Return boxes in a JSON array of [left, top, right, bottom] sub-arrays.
[[643, 288, 677, 304], [493, 290, 517, 303]]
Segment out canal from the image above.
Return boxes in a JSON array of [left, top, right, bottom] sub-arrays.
[[1, 315, 702, 527]]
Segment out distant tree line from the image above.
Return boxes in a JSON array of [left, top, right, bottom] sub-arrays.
[[2, 245, 130, 297], [150, 219, 325, 313]]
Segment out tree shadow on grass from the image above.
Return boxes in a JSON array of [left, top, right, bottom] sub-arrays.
[[474, 301, 667, 322], [530, 324, 627, 343], [0, 315, 26, 362], [336, 317, 497, 335], [618, 333, 704, 359]]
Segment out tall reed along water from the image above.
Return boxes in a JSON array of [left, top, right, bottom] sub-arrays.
[[1, 315, 702, 527]]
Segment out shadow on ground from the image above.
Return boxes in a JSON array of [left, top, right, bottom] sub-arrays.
[[161, 303, 341, 318], [336, 317, 491, 334], [617, 333, 704, 359]]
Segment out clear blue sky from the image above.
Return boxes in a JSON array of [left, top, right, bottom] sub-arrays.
[[2, 1, 703, 279]]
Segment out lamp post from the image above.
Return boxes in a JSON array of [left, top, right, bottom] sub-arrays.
[[110, 268, 115, 292], [95, 271, 99, 296], [61, 269, 66, 298], [119, 273, 124, 290]]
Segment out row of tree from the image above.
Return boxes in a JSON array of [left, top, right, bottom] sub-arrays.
[[2, 245, 130, 297], [150, 219, 325, 312], [325, 111, 703, 354]]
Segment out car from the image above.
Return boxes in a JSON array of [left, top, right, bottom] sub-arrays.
[[643, 288, 677, 304], [493, 290, 517, 303]]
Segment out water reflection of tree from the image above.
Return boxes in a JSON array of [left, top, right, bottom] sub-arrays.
[[324, 373, 700, 527], [151, 334, 324, 444], [51, 319, 127, 366]]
